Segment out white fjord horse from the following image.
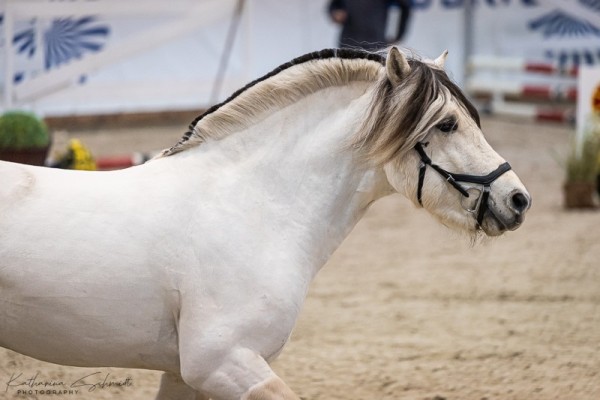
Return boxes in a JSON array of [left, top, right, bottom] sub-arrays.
[[0, 47, 530, 400]]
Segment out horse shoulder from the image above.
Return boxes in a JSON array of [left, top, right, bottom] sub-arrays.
[[0, 162, 37, 210]]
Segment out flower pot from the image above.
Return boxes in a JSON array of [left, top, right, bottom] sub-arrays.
[[0, 111, 51, 166], [564, 181, 597, 209], [0, 145, 49, 166]]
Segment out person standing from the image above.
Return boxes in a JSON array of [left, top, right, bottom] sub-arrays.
[[328, 0, 411, 51]]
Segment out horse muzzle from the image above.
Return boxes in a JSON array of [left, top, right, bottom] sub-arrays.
[[480, 187, 531, 236], [414, 142, 531, 237]]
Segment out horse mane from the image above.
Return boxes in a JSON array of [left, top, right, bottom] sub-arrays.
[[159, 49, 385, 157], [159, 48, 480, 164]]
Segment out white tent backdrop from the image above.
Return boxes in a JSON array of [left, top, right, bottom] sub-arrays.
[[1, 0, 599, 117]]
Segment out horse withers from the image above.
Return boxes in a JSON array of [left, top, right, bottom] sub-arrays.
[[0, 47, 530, 400]]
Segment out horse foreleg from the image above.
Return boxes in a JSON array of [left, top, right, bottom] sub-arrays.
[[180, 346, 300, 400], [243, 376, 300, 400], [156, 372, 209, 400]]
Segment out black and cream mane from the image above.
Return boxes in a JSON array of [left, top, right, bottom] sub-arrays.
[[159, 48, 479, 164]]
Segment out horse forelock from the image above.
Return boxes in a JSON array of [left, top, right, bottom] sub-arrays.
[[352, 58, 481, 166], [158, 49, 386, 158]]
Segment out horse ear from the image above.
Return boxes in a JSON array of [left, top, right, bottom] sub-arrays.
[[434, 50, 449, 69], [386, 47, 410, 86]]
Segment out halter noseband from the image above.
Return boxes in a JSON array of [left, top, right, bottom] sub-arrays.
[[415, 142, 512, 227]]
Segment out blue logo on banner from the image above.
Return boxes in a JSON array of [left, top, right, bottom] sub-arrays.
[[528, 2, 600, 66], [14, 16, 109, 69], [409, 0, 537, 10], [4, 16, 109, 83], [529, 10, 600, 38], [579, 0, 600, 12]]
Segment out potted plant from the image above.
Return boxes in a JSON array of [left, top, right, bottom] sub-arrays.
[[0, 111, 51, 166], [564, 126, 600, 208]]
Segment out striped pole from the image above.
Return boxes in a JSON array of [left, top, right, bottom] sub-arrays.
[[468, 80, 577, 101], [490, 101, 575, 124], [469, 56, 579, 77]]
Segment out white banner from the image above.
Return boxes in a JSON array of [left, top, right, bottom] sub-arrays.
[[1, 0, 599, 116]]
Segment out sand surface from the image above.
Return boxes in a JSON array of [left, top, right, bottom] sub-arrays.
[[1, 117, 598, 399]]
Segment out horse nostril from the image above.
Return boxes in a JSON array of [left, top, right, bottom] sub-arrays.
[[511, 192, 530, 214]]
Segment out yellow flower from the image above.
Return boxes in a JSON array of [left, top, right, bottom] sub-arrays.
[[69, 138, 96, 171]]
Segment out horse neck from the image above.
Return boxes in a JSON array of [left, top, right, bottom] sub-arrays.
[[173, 83, 393, 275]]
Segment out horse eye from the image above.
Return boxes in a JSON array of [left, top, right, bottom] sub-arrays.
[[436, 118, 458, 133]]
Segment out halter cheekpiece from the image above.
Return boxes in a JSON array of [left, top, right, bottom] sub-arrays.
[[415, 142, 512, 228]]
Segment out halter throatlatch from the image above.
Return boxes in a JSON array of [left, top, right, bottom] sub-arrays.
[[415, 142, 512, 227]]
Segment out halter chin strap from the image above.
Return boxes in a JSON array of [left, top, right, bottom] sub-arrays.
[[415, 142, 512, 227]]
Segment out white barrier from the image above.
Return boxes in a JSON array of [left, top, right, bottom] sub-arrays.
[[469, 56, 578, 77], [467, 56, 578, 124]]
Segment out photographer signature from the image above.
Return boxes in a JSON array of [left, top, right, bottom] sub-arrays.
[[5, 371, 133, 393]]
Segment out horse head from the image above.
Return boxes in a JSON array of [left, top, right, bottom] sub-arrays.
[[355, 47, 531, 237]]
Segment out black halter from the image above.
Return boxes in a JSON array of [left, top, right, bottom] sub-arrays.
[[415, 142, 512, 227]]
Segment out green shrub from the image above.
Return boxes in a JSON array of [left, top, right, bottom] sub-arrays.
[[0, 111, 50, 150]]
